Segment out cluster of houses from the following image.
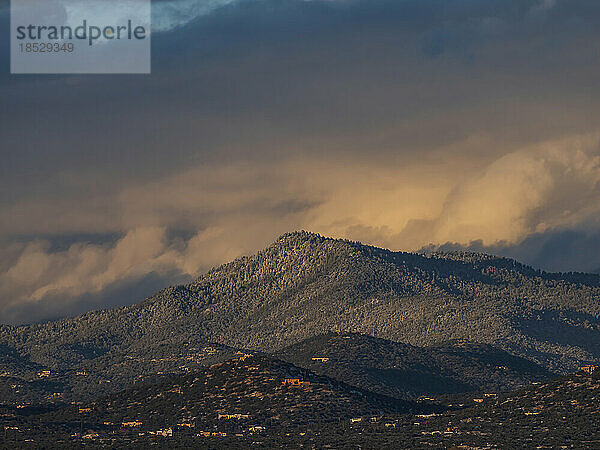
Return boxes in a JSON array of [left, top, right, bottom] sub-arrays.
[[218, 413, 249, 420], [122, 421, 143, 427], [282, 378, 310, 387], [149, 427, 172, 437], [196, 425, 265, 438], [197, 431, 227, 437], [350, 416, 379, 424], [580, 365, 598, 374], [233, 352, 254, 362]]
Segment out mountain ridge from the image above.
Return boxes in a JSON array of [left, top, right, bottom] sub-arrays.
[[1, 231, 600, 381], [274, 332, 555, 399]]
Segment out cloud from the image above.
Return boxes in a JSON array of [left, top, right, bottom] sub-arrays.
[[152, 0, 239, 32], [3, 0, 600, 323], [428, 134, 600, 246], [1, 228, 174, 303], [2, 132, 599, 324], [531, 0, 557, 13]]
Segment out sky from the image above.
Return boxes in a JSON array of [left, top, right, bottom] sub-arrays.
[[1, 0, 600, 324]]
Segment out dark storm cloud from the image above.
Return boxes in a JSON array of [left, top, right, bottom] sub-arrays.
[[2, 0, 600, 323], [3, 0, 599, 179]]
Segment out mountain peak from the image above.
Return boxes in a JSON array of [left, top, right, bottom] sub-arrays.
[[273, 230, 345, 249], [276, 230, 324, 242]]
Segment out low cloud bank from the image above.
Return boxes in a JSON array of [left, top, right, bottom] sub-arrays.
[[2, 133, 599, 324]]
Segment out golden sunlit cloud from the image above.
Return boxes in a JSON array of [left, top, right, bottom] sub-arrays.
[[2, 132, 599, 315]]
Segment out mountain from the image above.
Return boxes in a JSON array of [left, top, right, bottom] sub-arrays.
[[72, 354, 425, 423], [0, 334, 555, 407], [275, 333, 554, 399], [0, 341, 241, 405], [0, 355, 433, 447], [2, 361, 598, 448], [1, 230, 600, 397], [404, 367, 600, 449]]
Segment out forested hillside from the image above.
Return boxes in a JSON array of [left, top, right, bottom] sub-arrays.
[[275, 333, 554, 399], [1, 231, 599, 385]]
